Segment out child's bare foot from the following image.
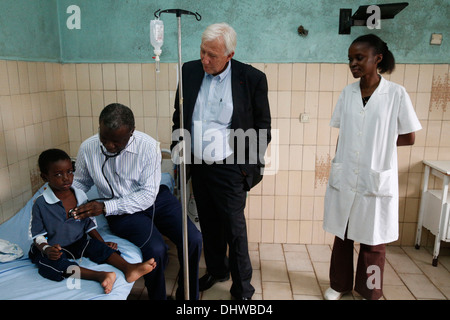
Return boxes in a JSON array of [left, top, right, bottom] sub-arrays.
[[125, 258, 157, 283], [100, 272, 116, 294]]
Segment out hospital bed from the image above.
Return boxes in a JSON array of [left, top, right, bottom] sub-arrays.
[[0, 150, 179, 300]]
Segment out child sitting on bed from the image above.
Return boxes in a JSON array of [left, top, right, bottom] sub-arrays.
[[29, 148, 157, 294]]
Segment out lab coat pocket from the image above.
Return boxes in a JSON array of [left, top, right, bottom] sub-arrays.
[[366, 169, 394, 197], [328, 161, 342, 190]]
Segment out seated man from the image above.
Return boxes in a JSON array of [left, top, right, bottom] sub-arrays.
[[72, 103, 202, 300]]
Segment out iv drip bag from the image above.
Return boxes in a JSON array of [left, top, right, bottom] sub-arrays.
[[150, 19, 164, 57]]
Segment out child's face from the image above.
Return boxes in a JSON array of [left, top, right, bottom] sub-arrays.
[[348, 42, 382, 79], [41, 159, 74, 192]]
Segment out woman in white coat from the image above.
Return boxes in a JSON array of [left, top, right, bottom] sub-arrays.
[[323, 34, 422, 300]]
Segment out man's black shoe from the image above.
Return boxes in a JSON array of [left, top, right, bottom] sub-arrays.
[[199, 273, 230, 291]]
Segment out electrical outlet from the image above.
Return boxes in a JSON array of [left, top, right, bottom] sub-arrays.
[[430, 33, 443, 45], [300, 113, 310, 123]]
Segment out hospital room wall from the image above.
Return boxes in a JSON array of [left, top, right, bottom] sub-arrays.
[[0, 60, 68, 222], [0, 0, 449, 246], [0, 59, 449, 248]]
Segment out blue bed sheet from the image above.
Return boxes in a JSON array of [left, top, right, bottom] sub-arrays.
[[0, 184, 143, 300]]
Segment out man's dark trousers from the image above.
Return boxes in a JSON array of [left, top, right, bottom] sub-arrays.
[[191, 161, 255, 299], [107, 185, 202, 300]]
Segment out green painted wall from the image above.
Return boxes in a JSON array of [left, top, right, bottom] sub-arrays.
[[0, 0, 449, 64], [0, 0, 61, 61]]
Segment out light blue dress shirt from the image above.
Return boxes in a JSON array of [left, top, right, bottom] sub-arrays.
[[191, 62, 233, 162]]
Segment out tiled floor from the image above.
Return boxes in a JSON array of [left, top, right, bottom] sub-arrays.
[[128, 242, 450, 300]]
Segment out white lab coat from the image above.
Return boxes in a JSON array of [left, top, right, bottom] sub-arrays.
[[323, 76, 422, 245]]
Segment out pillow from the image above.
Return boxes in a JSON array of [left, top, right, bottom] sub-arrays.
[[0, 239, 24, 263]]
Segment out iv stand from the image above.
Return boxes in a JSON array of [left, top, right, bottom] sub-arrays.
[[153, 8, 201, 300]]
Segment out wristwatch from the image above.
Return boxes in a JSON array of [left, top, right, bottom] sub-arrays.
[[102, 203, 107, 214]]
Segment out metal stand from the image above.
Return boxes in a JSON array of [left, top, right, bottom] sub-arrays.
[[153, 8, 201, 300]]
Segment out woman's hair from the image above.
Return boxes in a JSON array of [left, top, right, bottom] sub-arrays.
[[202, 22, 237, 56], [352, 34, 395, 74], [99, 103, 135, 131], [38, 149, 71, 174]]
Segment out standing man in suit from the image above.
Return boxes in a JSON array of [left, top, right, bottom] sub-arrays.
[[171, 23, 271, 300]]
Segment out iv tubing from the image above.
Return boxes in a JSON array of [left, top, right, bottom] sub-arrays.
[[155, 56, 160, 73]]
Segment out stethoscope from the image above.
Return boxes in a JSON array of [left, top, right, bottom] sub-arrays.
[[68, 146, 119, 219], [68, 141, 125, 219], [96, 137, 155, 249], [65, 145, 119, 256], [95, 134, 136, 201], [95, 144, 122, 201], [69, 135, 154, 247]]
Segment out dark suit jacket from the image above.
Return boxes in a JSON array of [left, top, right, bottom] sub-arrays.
[[172, 59, 271, 190]]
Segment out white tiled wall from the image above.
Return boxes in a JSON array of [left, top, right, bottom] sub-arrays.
[[0, 60, 68, 223], [1, 60, 449, 247], [62, 63, 177, 154]]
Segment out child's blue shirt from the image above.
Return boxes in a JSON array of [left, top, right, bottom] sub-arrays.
[[30, 185, 97, 247]]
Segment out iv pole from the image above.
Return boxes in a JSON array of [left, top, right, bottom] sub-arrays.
[[153, 8, 201, 300]]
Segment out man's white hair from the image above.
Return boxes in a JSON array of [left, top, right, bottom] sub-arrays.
[[201, 22, 237, 56]]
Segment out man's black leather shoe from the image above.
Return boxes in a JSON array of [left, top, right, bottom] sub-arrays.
[[199, 273, 230, 291]]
